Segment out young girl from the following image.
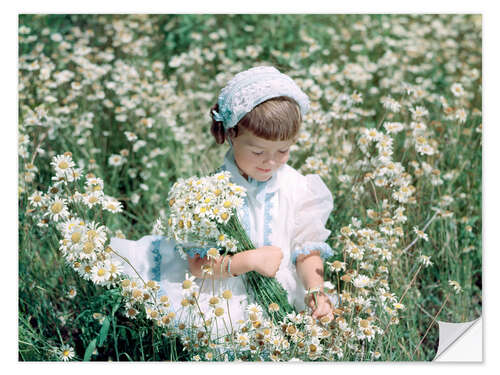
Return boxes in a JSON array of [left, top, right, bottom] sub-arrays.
[[111, 66, 335, 336]]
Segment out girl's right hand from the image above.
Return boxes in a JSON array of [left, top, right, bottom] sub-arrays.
[[250, 246, 283, 277]]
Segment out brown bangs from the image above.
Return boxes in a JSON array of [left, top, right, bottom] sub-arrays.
[[235, 96, 302, 141]]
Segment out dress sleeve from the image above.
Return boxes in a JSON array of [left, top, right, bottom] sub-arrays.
[[290, 174, 334, 265]]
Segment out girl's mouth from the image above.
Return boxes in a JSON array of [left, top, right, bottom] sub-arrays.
[[257, 167, 272, 173]]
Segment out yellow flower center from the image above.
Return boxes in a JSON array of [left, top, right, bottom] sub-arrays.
[[207, 248, 218, 257], [71, 232, 81, 243], [88, 196, 98, 204], [132, 289, 142, 298], [222, 290, 232, 299], [83, 241, 94, 254], [214, 307, 224, 317], [97, 268, 106, 277], [220, 213, 229, 221], [58, 161, 69, 169], [33, 195, 41, 202], [63, 350, 70, 357], [182, 280, 192, 289], [121, 279, 130, 288], [87, 229, 97, 240], [51, 202, 63, 214]]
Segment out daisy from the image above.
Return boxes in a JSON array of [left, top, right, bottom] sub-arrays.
[[413, 226, 429, 241], [247, 303, 263, 317], [383, 122, 404, 134], [86, 176, 104, 193], [82, 191, 103, 209], [91, 262, 110, 284], [327, 260, 346, 273], [353, 275, 371, 288], [456, 108, 467, 124], [448, 280, 463, 294], [205, 247, 220, 260], [363, 128, 382, 141], [92, 312, 106, 324], [67, 287, 77, 299], [450, 82, 465, 97], [418, 255, 433, 268], [124, 131, 138, 142], [56, 344, 75, 361], [380, 96, 401, 113], [85, 222, 107, 246], [102, 197, 123, 213], [410, 106, 429, 119], [28, 190, 45, 207], [51, 154, 75, 176], [44, 196, 69, 222], [108, 154, 126, 167], [124, 306, 139, 319], [104, 258, 124, 280], [181, 273, 198, 295], [393, 302, 405, 310]]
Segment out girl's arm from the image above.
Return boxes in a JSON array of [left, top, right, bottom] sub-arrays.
[[295, 250, 332, 319], [187, 250, 254, 279], [295, 250, 325, 290], [188, 246, 283, 279]]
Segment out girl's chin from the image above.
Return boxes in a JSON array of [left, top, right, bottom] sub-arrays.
[[251, 169, 273, 181]]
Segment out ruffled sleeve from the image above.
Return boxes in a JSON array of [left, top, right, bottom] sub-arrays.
[[290, 174, 334, 265]]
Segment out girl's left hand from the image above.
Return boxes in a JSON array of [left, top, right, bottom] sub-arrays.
[[306, 292, 333, 319]]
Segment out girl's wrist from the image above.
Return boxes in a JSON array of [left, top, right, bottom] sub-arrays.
[[230, 250, 257, 276]]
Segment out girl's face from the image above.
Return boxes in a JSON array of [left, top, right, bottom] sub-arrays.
[[230, 127, 296, 182]]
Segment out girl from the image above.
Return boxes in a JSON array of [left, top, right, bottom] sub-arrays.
[[111, 66, 335, 337]]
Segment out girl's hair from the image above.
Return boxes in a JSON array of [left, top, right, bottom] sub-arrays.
[[210, 96, 302, 145]]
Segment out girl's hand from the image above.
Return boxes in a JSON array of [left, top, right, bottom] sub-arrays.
[[306, 291, 333, 319], [250, 246, 283, 277]]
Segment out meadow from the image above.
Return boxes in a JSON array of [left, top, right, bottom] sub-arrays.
[[18, 14, 482, 361]]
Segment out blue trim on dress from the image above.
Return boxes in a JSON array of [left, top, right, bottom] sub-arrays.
[[263, 192, 275, 246], [151, 239, 162, 282], [291, 242, 334, 265], [240, 196, 251, 238]]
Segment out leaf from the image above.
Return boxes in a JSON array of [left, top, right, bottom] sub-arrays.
[[83, 339, 96, 361], [98, 317, 110, 347]]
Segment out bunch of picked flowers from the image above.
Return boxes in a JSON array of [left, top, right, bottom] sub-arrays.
[[163, 171, 294, 320]]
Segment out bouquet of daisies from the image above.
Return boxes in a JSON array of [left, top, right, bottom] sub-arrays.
[[163, 170, 294, 320]]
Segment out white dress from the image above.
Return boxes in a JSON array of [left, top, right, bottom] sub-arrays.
[[110, 148, 334, 337]]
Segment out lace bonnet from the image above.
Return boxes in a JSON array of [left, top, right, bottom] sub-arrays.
[[212, 66, 310, 130]]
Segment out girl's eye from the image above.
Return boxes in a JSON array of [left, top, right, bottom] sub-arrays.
[[279, 150, 289, 154], [252, 151, 263, 156]]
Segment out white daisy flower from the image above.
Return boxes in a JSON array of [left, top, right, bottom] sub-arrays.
[[44, 196, 69, 222]]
